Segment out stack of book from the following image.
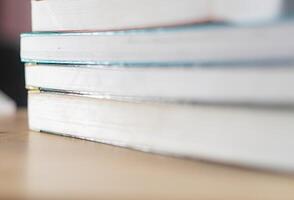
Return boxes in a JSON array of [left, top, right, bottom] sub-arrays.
[[21, 0, 294, 171]]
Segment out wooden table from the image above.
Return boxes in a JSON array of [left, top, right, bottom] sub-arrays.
[[1, 110, 294, 200]]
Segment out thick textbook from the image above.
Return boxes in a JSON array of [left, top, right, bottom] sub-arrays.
[[32, 0, 292, 31], [29, 91, 294, 172], [26, 63, 294, 104], [21, 20, 294, 64]]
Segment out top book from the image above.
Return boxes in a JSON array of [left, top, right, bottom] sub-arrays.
[[32, 0, 293, 31]]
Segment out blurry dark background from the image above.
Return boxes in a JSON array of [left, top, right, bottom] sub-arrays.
[[0, 0, 31, 107]]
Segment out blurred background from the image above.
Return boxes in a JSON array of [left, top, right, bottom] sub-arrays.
[[0, 0, 31, 107]]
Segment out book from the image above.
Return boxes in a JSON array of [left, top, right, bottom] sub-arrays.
[[29, 91, 294, 172], [21, 20, 294, 65], [26, 63, 294, 104], [31, 0, 291, 31]]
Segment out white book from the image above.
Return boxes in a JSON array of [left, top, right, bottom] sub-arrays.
[[21, 20, 294, 64], [31, 0, 289, 31], [29, 91, 294, 172], [26, 63, 294, 104]]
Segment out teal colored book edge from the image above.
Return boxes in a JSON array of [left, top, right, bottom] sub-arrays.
[[21, 58, 294, 67], [21, 16, 294, 37]]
